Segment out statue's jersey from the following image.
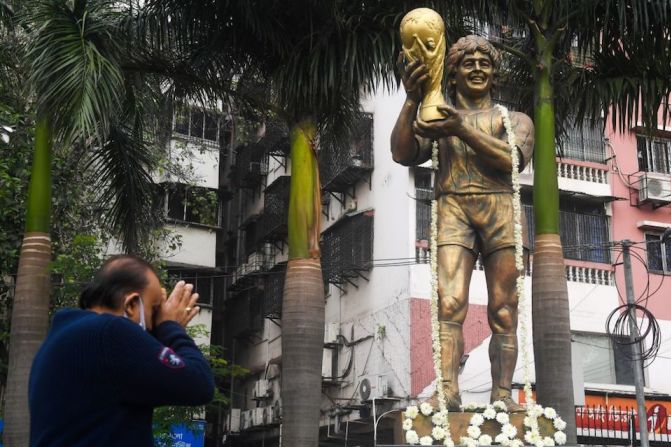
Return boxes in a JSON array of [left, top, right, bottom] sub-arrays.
[[433, 109, 533, 196]]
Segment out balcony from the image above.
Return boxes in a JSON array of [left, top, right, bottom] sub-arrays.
[[229, 251, 265, 292], [263, 265, 286, 319], [521, 157, 610, 198], [231, 143, 268, 189], [257, 120, 290, 156], [321, 211, 374, 288], [320, 114, 374, 192], [258, 176, 290, 241]]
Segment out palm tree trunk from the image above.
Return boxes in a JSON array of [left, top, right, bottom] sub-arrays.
[[4, 117, 53, 446], [531, 43, 577, 444], [281, 119, 324, 446]]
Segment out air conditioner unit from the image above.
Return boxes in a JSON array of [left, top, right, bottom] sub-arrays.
[[324, 321, 339, 345], [225, 408, 241, 433], [241, 410, 253, 430], [252, 407, 266, 426], [359, 376, 390, 401], [639, 172, 671, 204], [253, 379, 270, 399]]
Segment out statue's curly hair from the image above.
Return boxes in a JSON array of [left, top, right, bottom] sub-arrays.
[[446, 35, 500, 99]]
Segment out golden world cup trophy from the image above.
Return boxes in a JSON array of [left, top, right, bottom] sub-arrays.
[[400, 8, 448, 121]]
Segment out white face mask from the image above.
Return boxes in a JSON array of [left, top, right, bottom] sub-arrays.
[[125, 296, 147, 331]]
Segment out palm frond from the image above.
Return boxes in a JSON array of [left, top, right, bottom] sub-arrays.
[[23, 0, 124, 140], [568, 27, 671, 133], [87, 118, 161, 254]]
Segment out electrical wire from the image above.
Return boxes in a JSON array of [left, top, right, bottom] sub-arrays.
[[604, 241, 664, 368]]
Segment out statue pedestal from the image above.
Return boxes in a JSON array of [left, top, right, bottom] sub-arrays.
[[391, 410, 557, 445]]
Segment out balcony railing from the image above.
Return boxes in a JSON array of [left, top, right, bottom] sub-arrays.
[[263, 266, 286, 319], [231, 143, 268, 188], [522, 158, 608, 184], [320, 114, 374, 192], [565, 263, 614, 285], [523, 204, 611, 264], [258, 176, 290, 241], [321, 211, 373, 287]]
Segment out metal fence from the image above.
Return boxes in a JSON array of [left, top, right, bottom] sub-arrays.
[[576, 405, 670, 446]]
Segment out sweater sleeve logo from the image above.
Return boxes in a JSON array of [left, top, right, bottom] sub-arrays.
[[158, 347, 185, 369]]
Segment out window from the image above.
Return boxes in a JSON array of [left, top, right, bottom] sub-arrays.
[[173, 105, 221, 143], [561, 118, 606, 163], [523, 195, 611, 263], [168, 269, 223, 307], [165, 183, 220, 227], [637, 135, 671, 174], [645, 233, 671, 273], [415, 168, 433, 242], [572, 332, 636, 386]]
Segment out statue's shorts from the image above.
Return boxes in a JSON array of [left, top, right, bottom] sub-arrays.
[[436, 192, 524, 258]]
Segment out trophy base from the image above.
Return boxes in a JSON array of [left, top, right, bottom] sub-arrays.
[[419, 103, 448, 122]]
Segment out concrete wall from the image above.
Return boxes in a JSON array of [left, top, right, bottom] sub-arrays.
[[159, 224, 217, 268]]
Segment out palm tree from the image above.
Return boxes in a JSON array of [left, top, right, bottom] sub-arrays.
[[432, 1, 671, 442], [3, 1, 175, 443]]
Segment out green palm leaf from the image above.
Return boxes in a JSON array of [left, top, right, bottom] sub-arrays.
[[24, 0, 124, 140]]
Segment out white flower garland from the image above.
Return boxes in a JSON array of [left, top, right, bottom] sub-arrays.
[[403, 402, 454, 446], [404, 107, 567, 446], [492, 105, 531, 402], [495, 104, 547, 442], [459, 402, 567, 447]]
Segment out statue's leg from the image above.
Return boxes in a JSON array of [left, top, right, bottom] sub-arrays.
[[437, 244, 476, 410], [483, 247, 525, 412]]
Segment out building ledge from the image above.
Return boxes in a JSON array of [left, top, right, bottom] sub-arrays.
[[637, 220, 671, 231]]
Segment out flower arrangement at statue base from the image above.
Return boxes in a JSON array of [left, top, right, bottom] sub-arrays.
[[400, 401, 567, 446]]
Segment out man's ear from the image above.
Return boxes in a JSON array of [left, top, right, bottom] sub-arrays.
[[122, 293, 141, 318]]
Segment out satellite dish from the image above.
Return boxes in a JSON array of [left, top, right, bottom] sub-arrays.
[[359, 378, 371, 401]]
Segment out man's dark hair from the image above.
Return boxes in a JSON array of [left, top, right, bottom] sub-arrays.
[[79, 255, 157, 310]]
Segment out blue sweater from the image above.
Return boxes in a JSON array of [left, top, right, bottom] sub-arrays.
[[29, 309, 215, 446]]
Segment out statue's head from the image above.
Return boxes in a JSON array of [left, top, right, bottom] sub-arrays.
[[399, 8, 445, 63], [447, 35, 501, 99]]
